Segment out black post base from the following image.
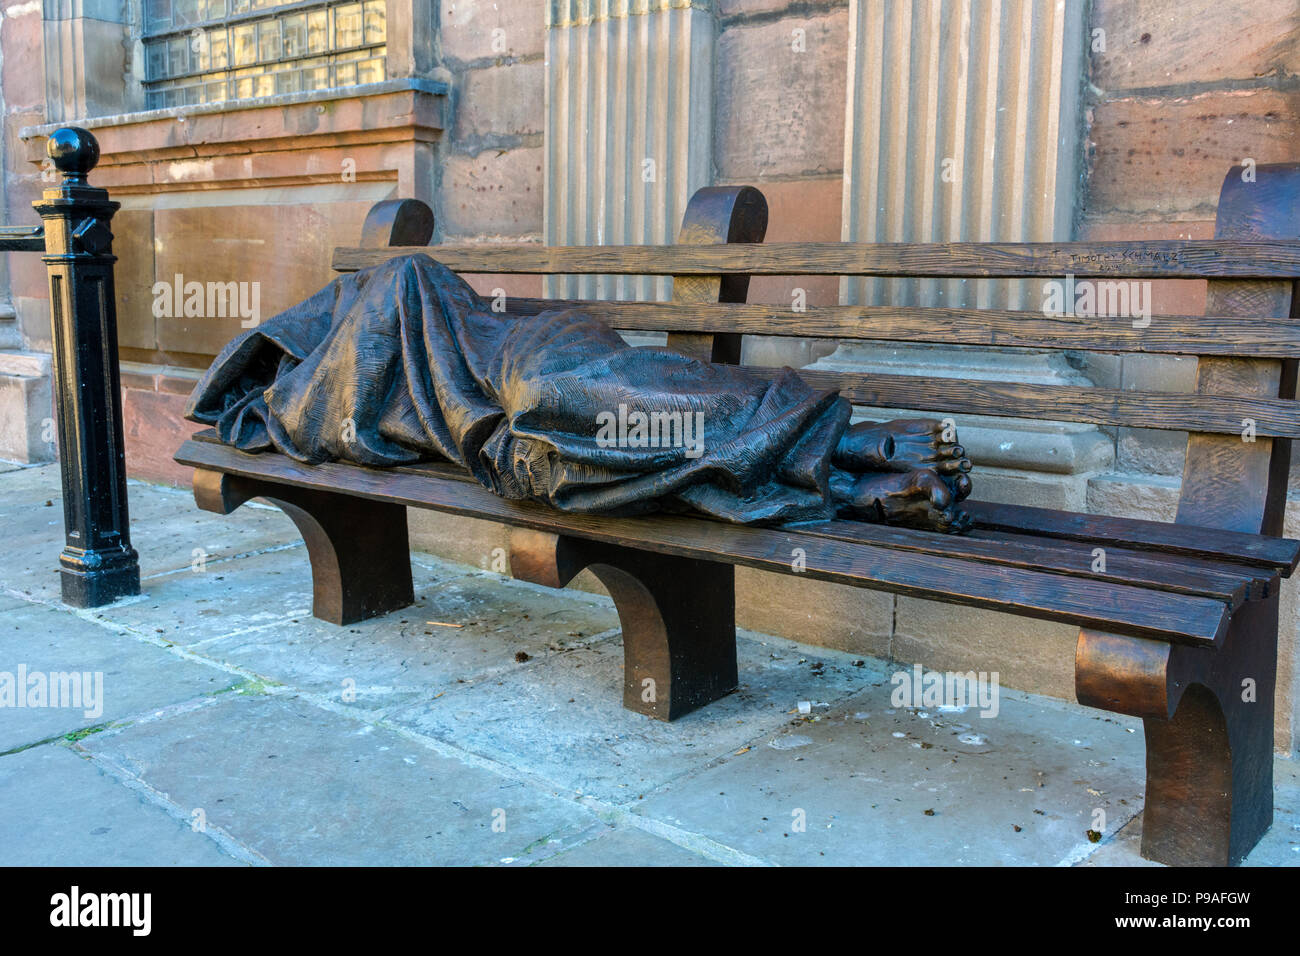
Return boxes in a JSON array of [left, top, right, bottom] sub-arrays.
[[59, 549, 141, 608]]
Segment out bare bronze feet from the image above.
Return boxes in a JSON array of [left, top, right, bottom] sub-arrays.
[[835, 418, 970, 475], [835, 418, 972, 498], [830, 467, 972, 533], [830, 419, 974, 533]]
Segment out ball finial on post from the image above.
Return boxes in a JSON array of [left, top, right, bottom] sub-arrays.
[[46, 127, 100, 184]]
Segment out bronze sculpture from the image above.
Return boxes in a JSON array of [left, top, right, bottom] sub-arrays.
[[186, 254, 973, 532]]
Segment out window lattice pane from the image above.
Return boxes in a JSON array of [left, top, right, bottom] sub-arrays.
[[210, 31, 229, 69], [231, 23, 256, 65], [172, 0, 200, 27], [166, 35, 188, 74], [143, 0, 387, 106], [282, 13, 306, 58], [257, 20, 281, 62], [307, 10, 328, 53], [363, 1, 384, 44], [146, 42, 167, 80], [357, 55, 383, 84], [333, 4, 362, 48], [147, 0, 172, 29], [192, 32, 210, 71]]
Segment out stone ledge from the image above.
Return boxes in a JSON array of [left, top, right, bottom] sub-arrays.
[[1086, 471, 1180, 521], [0, 350, 51, 379], [120, 361, 202, 396], [17, 81, 448, 198], [0, 351, 53, 463], [19, 78, 449, 141]]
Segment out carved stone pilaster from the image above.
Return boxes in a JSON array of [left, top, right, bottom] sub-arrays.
[[544, 0, 715, 302]]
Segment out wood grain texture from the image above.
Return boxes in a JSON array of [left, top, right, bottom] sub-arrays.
[[187, 428, 1299, 574], [332, 239, 1300, 278], [798, 519, 1265, 607], [175, 437, 1230, 646], [1176, 165, 1300, 536], [779, 368, 1300, 438], [967, 500, 1300, 572], [501, 298, 1300, 358]]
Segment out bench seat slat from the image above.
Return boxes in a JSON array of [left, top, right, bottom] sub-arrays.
[[175, 437, 1230, 646], [188, 429, 1297, 575], [503, 298, 1300, 359], [332, 240, 1300, 279], [790, 519, 1269, 607], [974, 528, 1277, 601], [965, 500, 1300, 573]]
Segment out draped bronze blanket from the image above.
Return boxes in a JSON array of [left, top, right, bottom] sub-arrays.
[[186, 254, 972, 530]]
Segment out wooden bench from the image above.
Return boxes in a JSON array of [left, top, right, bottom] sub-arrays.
[[175, 169, 1300, 866]]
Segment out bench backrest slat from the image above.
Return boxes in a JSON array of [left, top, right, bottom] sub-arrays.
[[503, 298, 1300, 359], [333, 239, 1300, 279], [784, 368, 1300, 439]]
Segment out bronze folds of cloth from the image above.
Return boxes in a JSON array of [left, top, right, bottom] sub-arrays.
[[186, 255, 972, 532]]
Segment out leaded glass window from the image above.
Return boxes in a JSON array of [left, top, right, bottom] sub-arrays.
[[142, 0, 386, 109]]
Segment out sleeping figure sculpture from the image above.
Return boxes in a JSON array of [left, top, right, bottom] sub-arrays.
[[186, 254, 973, 533]]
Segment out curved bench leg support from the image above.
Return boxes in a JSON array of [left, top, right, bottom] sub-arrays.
[[192, 468, 414, 625], [510, 529, 737, 720], [1077, 594, 1277, 865]]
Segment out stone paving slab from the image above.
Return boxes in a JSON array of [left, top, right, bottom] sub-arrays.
[[0, 469, 300, 603], [0, 744, 239, 866], [628, 687, 1147, 866], [130, 489, 302, 577], [91, 552, 317, 646], [79, 692, 601, 866], [0, 475, 70, 600], [0, 603, 240, 752], [184, 565, 619, 715], [536, 824, 713, 866], [0, 593, 32, 613], [386, 631, 894, 803]]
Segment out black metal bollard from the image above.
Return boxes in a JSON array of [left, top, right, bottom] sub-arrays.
[[33, 128, 140, 607]]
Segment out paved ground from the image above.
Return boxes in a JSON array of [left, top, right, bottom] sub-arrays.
[[1, 462, 1297, 866]]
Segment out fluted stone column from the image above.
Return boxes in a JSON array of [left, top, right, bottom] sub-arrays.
[[816, 0, 1108, 509], [544, 0, 714, 304], [838, 0, 1086, 310]]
